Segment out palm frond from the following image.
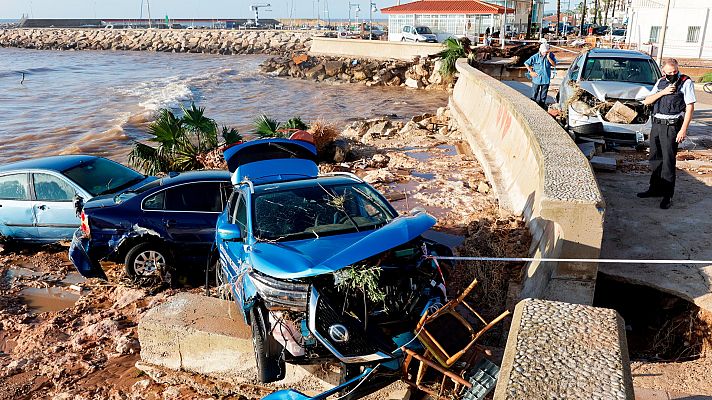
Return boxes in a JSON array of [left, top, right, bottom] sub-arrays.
[[434, 37, 465, 77], [254, 114, 282, 137], [129, 142, 168, 175], [282, 116, 308, 131], [221, 126, 243, 144], [147, 108, 183, 148]]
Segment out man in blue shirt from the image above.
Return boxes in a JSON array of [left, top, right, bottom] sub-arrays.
[[524, 43, 557, 109]]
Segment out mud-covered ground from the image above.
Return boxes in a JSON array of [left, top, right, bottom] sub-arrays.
[[0, 109, 530, 399]]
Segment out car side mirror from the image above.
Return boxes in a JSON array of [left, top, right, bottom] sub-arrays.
[[218, 224, 243, 242]]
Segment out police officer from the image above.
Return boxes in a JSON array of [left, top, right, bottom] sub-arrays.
[[638, 58, 696, 209]]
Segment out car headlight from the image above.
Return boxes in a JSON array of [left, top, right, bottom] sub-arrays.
[[249, 271, 309, 311]]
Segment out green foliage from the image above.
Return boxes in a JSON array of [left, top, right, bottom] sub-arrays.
[[129, 102, 239, 174], [700, 72, 712, 83], [434, 37, 466, 77], [222, 126, 243, 144], [335, 264, 386, 304], [254, 114, 310, 138]]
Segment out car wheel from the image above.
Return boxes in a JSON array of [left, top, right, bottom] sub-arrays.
[[124, 243, 170, 282], [401, 37, 405, 42], [251, 304, 286, 383]]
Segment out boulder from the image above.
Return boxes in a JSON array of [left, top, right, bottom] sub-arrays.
[[405, 77, 423, 89], [324, 60, 344, 77]]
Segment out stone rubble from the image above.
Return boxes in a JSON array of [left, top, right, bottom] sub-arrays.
[[260, 54, 446, 90], [0, 28, 313, 55]]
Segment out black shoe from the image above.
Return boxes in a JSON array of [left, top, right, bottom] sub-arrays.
[[637, 190, 663, 198], [660, 197, 672, 209]]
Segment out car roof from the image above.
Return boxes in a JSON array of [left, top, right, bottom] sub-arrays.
[[0, 155, 99, 173], [253, 174, 361, 194], [158, 170, 231, 185], [587, 48, 651, 60]]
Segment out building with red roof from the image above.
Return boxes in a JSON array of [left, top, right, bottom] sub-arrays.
[[380, 0, 533, 42]]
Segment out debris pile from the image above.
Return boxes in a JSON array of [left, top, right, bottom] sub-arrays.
[[261, 54, 446, 90]]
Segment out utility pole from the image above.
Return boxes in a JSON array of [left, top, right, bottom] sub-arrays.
[[557, 0, 561, 37], [501, 0, 507, 49], [146, 0, 152, 28], [527, 0, 534, 38], [656, 0, 671, 65]]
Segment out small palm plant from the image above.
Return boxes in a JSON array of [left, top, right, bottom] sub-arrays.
[[129, 103, 242, 175], [434, 37, 467, 78], [253, 114, 308, 138]]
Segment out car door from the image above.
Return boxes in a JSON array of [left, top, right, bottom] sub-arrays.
[[220, 189, 251, 306], [561, 55, 584, 107], [157, 181, 225, 262], [32, 172, 82, 240], [0, 173, 38, 240], [402, 25, 411, 41]]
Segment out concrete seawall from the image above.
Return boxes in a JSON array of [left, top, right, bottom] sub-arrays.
[[309, 37, 443, 61], [0, 28, 313, 55], [449, 59, 605, 305]]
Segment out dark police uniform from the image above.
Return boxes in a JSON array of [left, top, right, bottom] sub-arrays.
[[647, 73, 695, 198]]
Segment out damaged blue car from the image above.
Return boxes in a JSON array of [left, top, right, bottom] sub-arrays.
[[215, 137, 451, 387], [69, 170, 231, 281]]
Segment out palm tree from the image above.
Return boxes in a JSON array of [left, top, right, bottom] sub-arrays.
[[433, 37, 466, 78], [129, 103, 242, 175], [253, 114, 308, 138]]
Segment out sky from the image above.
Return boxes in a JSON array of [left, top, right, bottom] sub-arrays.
[[1, 0, 561, 20]]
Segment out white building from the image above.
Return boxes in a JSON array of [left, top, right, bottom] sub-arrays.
[[626, 0, 712, 59], [381, 0, 531, 42]]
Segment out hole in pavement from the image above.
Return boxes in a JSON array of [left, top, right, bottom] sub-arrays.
[[594, 273, 712, 362]]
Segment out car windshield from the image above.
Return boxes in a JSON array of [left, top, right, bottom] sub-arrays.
[[62, 158, 145, 197], [613, 29, 626, 35], [253, 182, 396, 242], [581, 57, 659, 84], [415, 27, 432, 34]]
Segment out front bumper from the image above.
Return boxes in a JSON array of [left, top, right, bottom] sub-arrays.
[[568, 107, 650, 143], [68, 230, 108, 280]]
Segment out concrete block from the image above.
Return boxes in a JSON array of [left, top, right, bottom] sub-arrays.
[[591, 155, 617, 171], [138, 293, 254, 377], [577, 142, 596, 159]]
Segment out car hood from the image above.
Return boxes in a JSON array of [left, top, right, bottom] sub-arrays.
[[248, 211, 436, 279], [578, 81, 655, 101], [83, 176, 157, 209]]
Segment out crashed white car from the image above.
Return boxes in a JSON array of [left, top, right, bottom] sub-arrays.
[[558, 48, 662, 144]]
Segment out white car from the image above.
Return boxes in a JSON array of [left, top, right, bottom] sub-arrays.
[[400, 25, 437, 43], [610, 29, 627, 42], [558, 48, 662, 144]]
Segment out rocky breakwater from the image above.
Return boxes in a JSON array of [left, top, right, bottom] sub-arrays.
[[0, 28, 313, 55], [261, 54, 446, 89]]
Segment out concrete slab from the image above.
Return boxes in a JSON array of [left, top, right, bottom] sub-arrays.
[[578, 142, 596, 159], [591, 155, 618, 171], [137, 293, 332, 388]]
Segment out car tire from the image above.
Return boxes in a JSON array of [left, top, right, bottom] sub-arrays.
[[401, 37, 405, 42], [124, 242, 171, 282], [251, 304, 286, 383], [571, 121, 604, 136]]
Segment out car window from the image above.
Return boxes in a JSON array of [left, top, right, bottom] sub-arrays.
[[0, 174, 30, 200], [143, 191, 165, 210], [582, 57, 658, 84], [33, 173, 75, 202], [229, 193, 248, 237], [403, 26, 410, 33], [220, 183, 234, 209], [62, 157, 144, 196], [164, 182, 223, 212], [416, 27, 432, 34]]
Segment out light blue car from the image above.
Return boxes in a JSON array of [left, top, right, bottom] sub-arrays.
[[0, 155, 154, 243]]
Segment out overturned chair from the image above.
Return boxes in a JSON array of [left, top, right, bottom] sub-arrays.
[[402, 278, 511, 399]]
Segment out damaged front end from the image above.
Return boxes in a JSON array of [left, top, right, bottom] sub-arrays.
[[566, 82, 654, 144], [249, 238, 449, 365]]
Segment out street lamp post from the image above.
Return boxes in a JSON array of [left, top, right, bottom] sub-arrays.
[[369, 2, 377, 40], [348, 2, 360, 32]]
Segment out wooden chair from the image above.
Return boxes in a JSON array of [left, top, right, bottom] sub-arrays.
[[414, 278, 511, 368]]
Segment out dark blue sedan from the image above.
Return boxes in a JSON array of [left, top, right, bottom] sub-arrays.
[[69, 170, 231, 282]]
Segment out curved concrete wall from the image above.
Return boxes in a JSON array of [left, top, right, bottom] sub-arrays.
[[449, 59, 605, 304]]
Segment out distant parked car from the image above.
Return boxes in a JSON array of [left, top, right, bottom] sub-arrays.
[[69, 170, 231, 282], [610, 29, 627, 42], [400, 25, 438, 43], [0, 155, 153, 243], [558, 48, 662, 144]]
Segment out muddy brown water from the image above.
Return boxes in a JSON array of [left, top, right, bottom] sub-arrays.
[[4, 264, 85, 314], [0, 48, 448, 165]]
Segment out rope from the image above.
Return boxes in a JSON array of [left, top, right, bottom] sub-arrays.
[[427, 256, 712, 265]]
